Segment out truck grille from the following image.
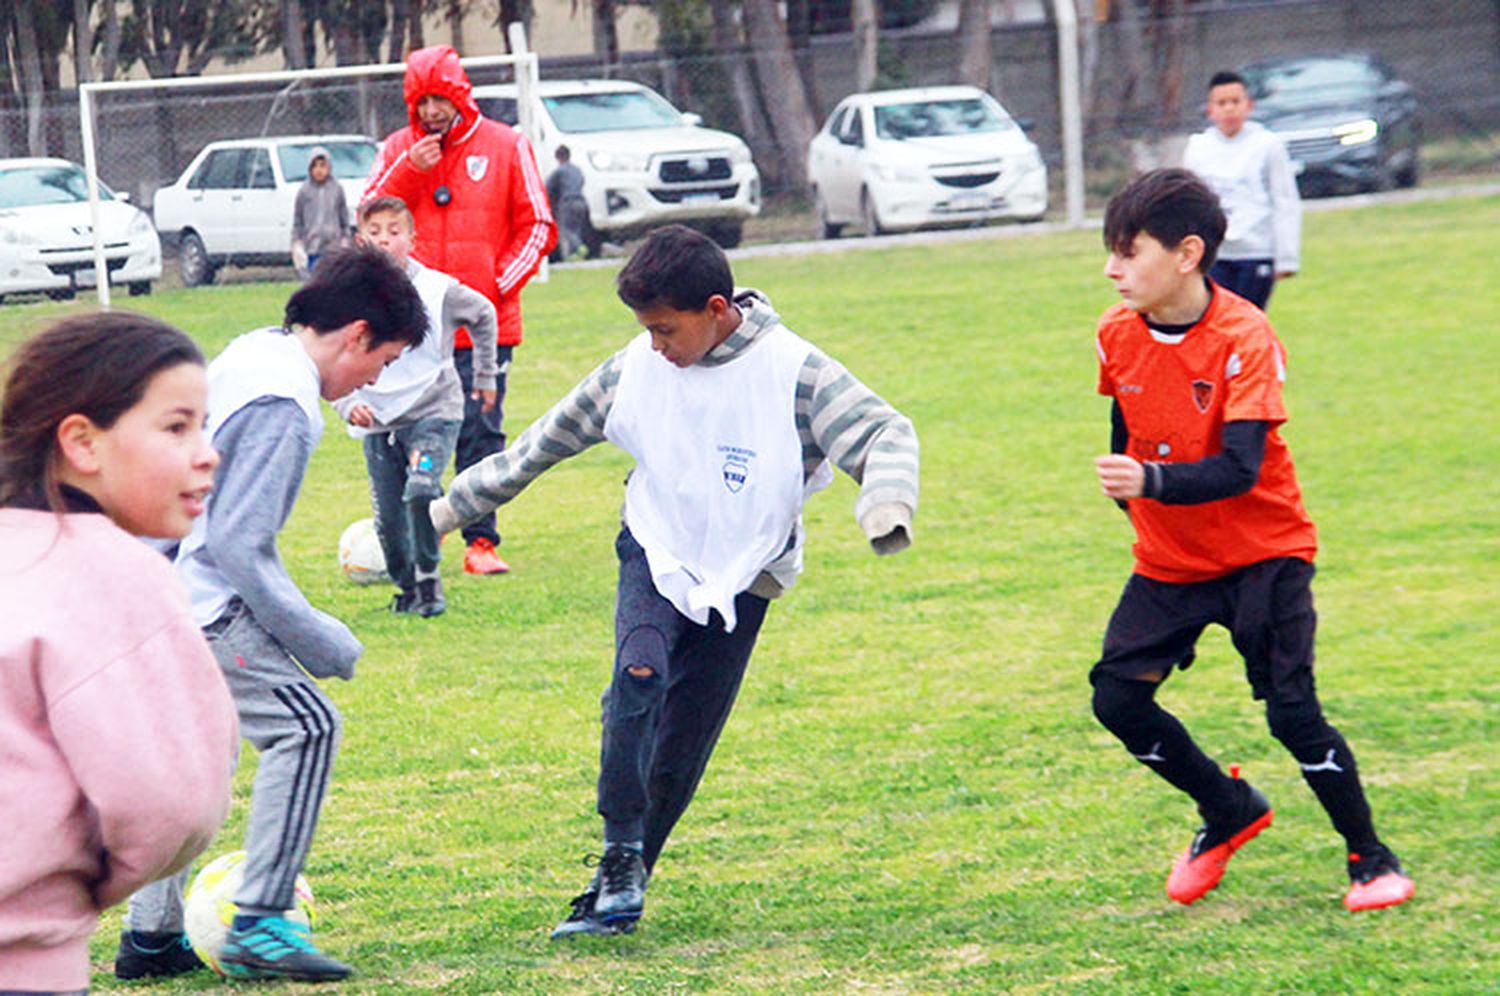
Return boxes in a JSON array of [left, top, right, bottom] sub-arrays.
[[658, 157, 733, 183]]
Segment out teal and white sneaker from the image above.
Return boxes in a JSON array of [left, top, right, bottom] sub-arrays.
[[219, 915, 353, 981]]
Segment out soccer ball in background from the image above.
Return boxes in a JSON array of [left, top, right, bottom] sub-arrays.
[[338, 517, 390, 586], [184, 850, 315, 976]]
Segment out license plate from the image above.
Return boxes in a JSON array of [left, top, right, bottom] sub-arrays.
[[950, 191, 991, 211], [75, 267, 98, 287], [681, 191, 720, 204]]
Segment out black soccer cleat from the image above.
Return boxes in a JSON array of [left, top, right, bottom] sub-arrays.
[[114, 930, 205, 980]]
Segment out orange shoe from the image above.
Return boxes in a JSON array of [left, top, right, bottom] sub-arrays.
[[463, 538, 510, 575], [1344, 846, 1414, 912], [1166, 780, 1273, 905]]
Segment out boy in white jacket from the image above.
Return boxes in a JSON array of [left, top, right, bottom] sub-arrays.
[[1183, 70, 1302, 310]]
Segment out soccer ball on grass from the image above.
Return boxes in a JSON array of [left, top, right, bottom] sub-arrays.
[[183, 850, 315, 976], [338, 516, 390, 586]]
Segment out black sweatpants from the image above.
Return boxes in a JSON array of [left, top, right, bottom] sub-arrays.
[[597, 527, 768, 872]]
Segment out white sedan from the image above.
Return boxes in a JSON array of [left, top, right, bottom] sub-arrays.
[[808, 86, 1048, 237], [152, 135, 375, 286], [0, 157, 160, 302]]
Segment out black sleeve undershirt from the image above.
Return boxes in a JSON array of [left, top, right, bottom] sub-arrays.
[[1110, 400, 1270, 505]]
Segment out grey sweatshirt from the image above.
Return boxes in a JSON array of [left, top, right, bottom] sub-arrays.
[[431, 289, 919, 594], [202, 397, 362, 677]]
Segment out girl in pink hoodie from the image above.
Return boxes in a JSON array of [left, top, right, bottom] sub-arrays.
[[0, 313, 238, 993]]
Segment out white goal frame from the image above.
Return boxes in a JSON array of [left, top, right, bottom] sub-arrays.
[[78, 24, 540, 308]]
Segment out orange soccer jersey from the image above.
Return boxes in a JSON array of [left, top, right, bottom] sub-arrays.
[[1095, 286, 1317, 582]]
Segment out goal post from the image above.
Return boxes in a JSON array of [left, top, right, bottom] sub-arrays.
[[78, 40, 539, 308]]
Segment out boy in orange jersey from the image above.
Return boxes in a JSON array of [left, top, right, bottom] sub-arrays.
[[1088, 168, 1413, 913]]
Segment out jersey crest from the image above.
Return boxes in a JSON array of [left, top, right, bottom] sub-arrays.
[[1191, 379, 1214, 413], [466, 155, 489, 181]]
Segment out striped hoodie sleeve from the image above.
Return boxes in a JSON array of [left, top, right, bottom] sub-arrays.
[[430, 351, 622, 534], [798, 348, 919, 554]]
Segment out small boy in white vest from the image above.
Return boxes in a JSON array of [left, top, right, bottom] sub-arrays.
[[430, 224, 920, 937], [334, 196, 499, 617]]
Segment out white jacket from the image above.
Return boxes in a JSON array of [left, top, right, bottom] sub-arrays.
[[1183, 120, 1302, 273]]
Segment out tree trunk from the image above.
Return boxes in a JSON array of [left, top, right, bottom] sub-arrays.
[[591, 0, 618, 70], [958, 0, 992, 92], [99, 0, 123, 80], [497, 0, 531, 52], [283, 0, 309, 68], [72, 0, 95, 83], [12, 3, 46, 155], [851, 0, 878, 92], [1149, 0, 1184, 127], [389, 0, 411, 62], [741, 0, 816, 194], [447, 0, 465, 54], [707, 0, 777, 184]]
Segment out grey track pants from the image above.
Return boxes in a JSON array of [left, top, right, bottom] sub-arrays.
[[127, 601, 342, 928]]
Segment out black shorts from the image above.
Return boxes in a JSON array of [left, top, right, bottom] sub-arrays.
[[1091, 557, 1318, 703]]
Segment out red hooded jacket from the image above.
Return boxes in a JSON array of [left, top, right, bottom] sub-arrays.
[[364, 46, 555, 348]]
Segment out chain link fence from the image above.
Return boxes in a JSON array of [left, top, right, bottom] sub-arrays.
[[1, 0, 1497, 292]]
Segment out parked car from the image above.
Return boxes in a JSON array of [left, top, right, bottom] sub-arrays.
[[152, 135, 377, 286], [0, 157, 160, 302], [808, 85, 1048, 238], [1239, 52, 1420, 196], [472, 79, 760, 252]]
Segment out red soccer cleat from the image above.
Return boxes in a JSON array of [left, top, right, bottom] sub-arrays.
[[1166, 779, 1273, 905], [463, 537, 510, 575], [1344, 846, 1415, 912]]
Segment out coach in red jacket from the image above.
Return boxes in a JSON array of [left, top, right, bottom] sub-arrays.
[[365, 45, 556, 575]]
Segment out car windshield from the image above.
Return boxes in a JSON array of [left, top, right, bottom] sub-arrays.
[[1243, 58, 1381, 109], [543, 90, 682, 133], [872, 98, 1014, 140], [0, 164, 113, 208], [277, 141, 378, 183]]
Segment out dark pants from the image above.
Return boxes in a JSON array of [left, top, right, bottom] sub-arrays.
[[597, 527, 769, 872], [452, 345, 510, 547], [363, 417, 462, 589], [1090, 559, 1379, 848], [1210, 258, 1276, 311]]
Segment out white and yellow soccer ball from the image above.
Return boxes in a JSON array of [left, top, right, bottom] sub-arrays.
[[338, 517, 390, 586], [184, 850, 315, 976]]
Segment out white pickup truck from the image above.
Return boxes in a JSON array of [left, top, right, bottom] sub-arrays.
[[472, 79, 761, 254]]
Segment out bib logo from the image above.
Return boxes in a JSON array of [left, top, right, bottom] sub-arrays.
[[466, 155, 489, 181], [1191, 379, 1213, 413], [718, 444, 756, 494]]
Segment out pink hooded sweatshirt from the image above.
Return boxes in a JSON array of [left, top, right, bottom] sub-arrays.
[[0, 510, 237, 991]]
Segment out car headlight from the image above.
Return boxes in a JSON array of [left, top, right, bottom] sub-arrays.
[[588, 149, 649, 172], [128, 210, 153, 237], [1333, 118, 1379, 146], [870, 161, 925, 184], [728, 142, 753, 166]]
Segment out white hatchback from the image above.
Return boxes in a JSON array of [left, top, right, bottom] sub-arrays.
[[152, 135, 376, 286], [0, 157, 160, 302], [808, 86, 1048, 237]]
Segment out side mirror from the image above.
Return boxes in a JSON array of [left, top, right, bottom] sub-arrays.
[[683, 112, 703, 127], [116, 191, 132, 204], [1015, 116, 1037, 133]]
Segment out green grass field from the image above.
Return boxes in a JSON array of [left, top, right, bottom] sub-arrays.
[[5, 194, 1498, 992]]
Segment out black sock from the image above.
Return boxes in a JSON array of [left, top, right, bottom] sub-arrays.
[[1270, 705, 1379, 852], [1093, 675, 1236, 818]]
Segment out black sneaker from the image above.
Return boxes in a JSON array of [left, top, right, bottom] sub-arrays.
[[114, 930, 204, 979], [1345, 843, 1414, 911], [1166, 779, 1273, 904], [218, 915, 353, 982], [550, 875, 636, 939], [593, 843, 648, 924], [390, 587, 419, 614], [415, 577, 446, 618]]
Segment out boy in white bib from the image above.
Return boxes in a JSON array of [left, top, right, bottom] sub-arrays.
[[431, 225, 919, 937]]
